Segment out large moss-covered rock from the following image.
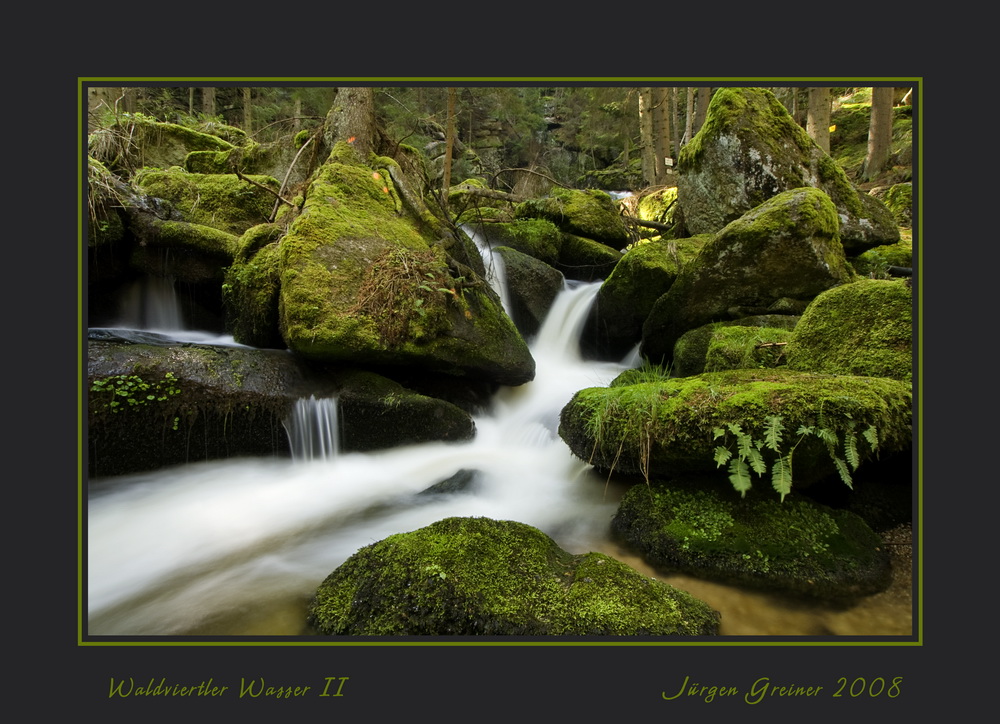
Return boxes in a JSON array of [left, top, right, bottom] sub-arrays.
[[611, 480, 892, 601], [87, 339, 477, 477], [678, 87, 899, 254], [306, 516, 720, 636], [558, 368, 912, 489], [586, 236, 708, 359], [494, 246, 564, 338], [515, 187, 630, 248], [135, 168, 280, 236], [786, 278, 913, 381], [469, 218, 621, 282], [641, 187, 855, 365], [278, 144, 534, 386], [672, 315, 800, 377], [223, 224, 286, 348]]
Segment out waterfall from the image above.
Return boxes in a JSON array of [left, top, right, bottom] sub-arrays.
[[116, 274, 184, 331], [463, 224, 513, 317], [87, 249, 637, 635], [283, 396, 341, 461]]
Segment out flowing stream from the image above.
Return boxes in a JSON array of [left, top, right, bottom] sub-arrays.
[[86, 263, 912, 637]]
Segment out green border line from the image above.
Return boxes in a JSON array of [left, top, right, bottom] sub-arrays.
[[78, 77, 922, 647]]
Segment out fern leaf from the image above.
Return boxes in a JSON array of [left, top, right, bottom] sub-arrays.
[[844, 429, 860, 471], [746, 446, 767, 476], [796, 424, 815, 436], [816, 427, 838, 447], [736, 431, 755, 461], [713, 446, 732, 468], [764, 415, 784, 451], [862, 425, 879, 452], [726, 421, 744, 438], [771, 453, 793, 501], [832, 454, 853, 489], [712, 427, 726, 440], [728, 458, 753, 497]]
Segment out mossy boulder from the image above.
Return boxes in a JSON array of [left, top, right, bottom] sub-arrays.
[[223, 224, 286, 349], [135, 168, 280, 236], [306, 516, 720, 636], [514, 187, 630, 248], [870, 182, 913, 228], [610, 480, 892, 601], [494, 246, 564, 338], [93, 116, 239, 173], [786, 278, 913, 381], [467, 218, 621, 283], [673, 315, 800, 377], [850, 239, 913, 277], [586, 236, 708, 359], [558, 368, 912, 489], [678, 87, 899, 254], [641, 187, 855, 365], [126, 217, 239, 284], [88, 339, 478, 477], [336, 370, 475, 450], [277, 145, 534, 386]]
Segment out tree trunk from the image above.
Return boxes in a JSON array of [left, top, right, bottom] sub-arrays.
[[683, 87, 695, 146], [806, 87, 832, 153], [652, 87, 672, 184], [202, 87, 216, 117], [863, 86, 895, 181], [324, 87, 380, 160], [638, 88, 658, 186], [441, 87, 457, 213], [242, 88, 253, 134], [693, 87, 711, 134]]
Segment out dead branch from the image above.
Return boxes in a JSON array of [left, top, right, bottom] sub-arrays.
[[234, 169, 294, 211]]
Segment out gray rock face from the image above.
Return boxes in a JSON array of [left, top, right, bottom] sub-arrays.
[[641, 187, 855, 365], [678, 87, 899, 254]]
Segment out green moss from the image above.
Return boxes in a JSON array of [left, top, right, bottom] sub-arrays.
[[786, 279, 913, 381], [611, 481, 891, 600], [703, 325, 793, 372], [306, 516, 720, 635], [559, 368, 912, 484], [135, 168, 280, 235]]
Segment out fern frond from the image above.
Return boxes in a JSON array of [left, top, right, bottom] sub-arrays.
[[844, 429, 860, 470], [796, 424, 815, 436], [771, 453, 793, 501], [726, 421, 744, 437], [832, 455, 853, 489], [728, 458, 752, 497], [815, 427, 838, 447], [746, 446, 767, 476], [713, 446, 732, 468], [764, 415, 784, 451], [862, 425, 879, 452], [736, 431, 755, 460], [712, 427, 726, 440]]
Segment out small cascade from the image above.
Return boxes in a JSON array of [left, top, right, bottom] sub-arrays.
[[462, 224, 513, 316], [283, 396, 341, 461], [116, 274, 184, 331]]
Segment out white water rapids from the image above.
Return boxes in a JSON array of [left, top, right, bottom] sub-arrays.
[[87, 278, 637, 635]]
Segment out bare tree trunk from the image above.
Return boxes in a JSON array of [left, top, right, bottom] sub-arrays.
[[669, 87, 680, 159], [638, 88, 658, 186], [202, 87, 216, 117], [683, 87, 695, 146], [242, 88, 253, 134], [694, 87, 711, 134], [863, 86, 895, 181], [806, 87, 832, 153], [652, 87, 672, 184], [441, 87, 457, 213]]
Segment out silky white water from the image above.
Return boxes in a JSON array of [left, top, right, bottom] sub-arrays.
[[87, 280, 636, 635]]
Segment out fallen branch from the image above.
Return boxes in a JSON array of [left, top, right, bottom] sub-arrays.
[[235, 169, 294, 212]]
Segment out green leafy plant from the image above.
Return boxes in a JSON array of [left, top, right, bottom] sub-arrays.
[[712, 410, 879, 500], [90, 372, 182, 414]]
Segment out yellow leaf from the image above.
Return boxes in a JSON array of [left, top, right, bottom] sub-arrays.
[[828, 124, 837, 132]]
